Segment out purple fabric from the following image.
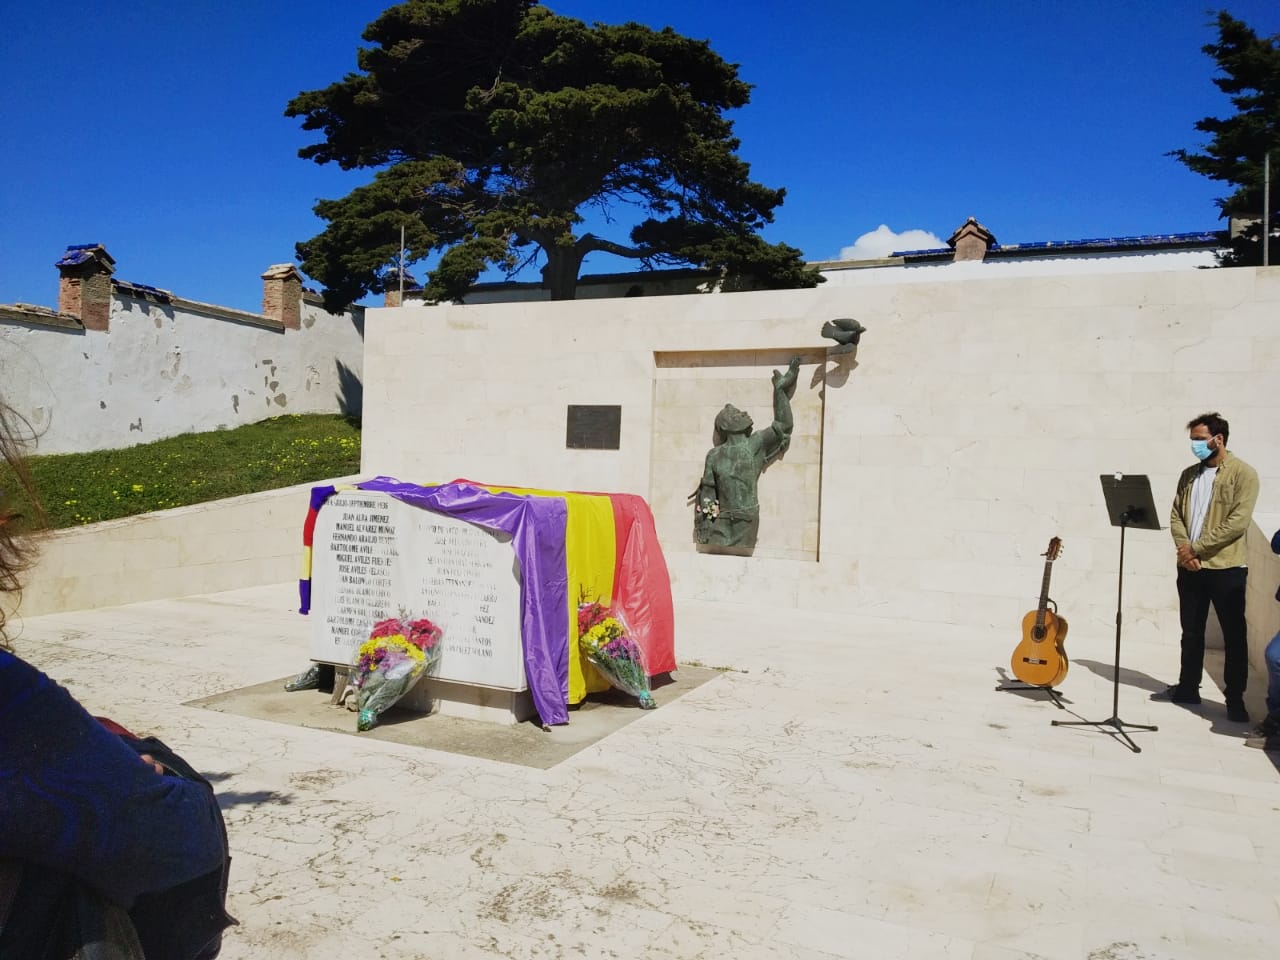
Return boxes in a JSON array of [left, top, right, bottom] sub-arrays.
[[308, 477, 570, 725], [309, 484, 337, 513], [297, 483, 337, 615]]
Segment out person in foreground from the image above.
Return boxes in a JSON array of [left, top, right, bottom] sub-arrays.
[[1246, 527, 1280, 750], [0, 401, 234, 959], [1155, 412, 1259, 723]]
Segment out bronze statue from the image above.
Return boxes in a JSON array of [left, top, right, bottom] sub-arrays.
[[820, 317, 866, 353], [693, 357, 801, 548]]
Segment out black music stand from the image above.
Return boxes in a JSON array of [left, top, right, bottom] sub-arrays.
[[1052, 474, 1161, 753]]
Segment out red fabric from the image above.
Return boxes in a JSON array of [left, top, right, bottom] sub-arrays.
[[455, 479, 676, 676], [302, 506, 319, 547], [93, 716, 138, 739], [603, 493, 676, 675]]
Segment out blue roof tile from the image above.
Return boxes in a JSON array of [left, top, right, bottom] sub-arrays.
[[55, 243, 112, 269], [55, 250, 96, 267], [112, 279, 172, 303]]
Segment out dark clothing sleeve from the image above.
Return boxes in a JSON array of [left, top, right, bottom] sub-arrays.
[[0, 651, 226, 908], [1273, 528, 1280, 602]]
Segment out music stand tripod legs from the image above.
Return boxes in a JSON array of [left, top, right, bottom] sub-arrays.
[[1053, 476, 1160, 753]]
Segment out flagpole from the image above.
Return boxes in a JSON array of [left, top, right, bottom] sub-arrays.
[[1264, 151, 1271, 267], [399, 224, 406, 300]]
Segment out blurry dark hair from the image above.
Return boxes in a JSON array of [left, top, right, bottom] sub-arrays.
[[0, 401, 43, 646], [1186, 411, 1229, 445]]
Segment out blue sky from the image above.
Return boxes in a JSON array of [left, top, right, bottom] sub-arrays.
[[1, 1, 1276, 314]]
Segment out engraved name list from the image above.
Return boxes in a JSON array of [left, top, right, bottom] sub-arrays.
[[309, 491, 526, 690]]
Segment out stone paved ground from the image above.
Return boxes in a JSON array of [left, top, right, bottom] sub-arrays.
[[12, 583, 1278, 960]]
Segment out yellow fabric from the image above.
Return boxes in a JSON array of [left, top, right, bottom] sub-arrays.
[[475, 484, 616, 702]]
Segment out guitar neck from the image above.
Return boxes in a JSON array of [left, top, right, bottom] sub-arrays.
[[1035, 559, 1054, 627]]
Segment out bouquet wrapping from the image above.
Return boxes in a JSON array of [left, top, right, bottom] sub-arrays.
[[578, 601, 656, 709], [283, 663, 324, 692], [349, 615, 443, 731]]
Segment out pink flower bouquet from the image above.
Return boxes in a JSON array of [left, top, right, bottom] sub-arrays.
[[350, 615, 443, 731], [578, 601, 656, 709]]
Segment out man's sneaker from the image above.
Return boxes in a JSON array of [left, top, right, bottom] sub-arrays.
[[1150, 684, 1200, 704], [1244, 735, 1279, 752], [1251, 713, 1280, 738], [1226, 699, 1250, 723]]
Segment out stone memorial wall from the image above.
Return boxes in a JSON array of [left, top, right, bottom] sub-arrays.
[[309, 490, 526, 690], [360, 266, 1280, 643]]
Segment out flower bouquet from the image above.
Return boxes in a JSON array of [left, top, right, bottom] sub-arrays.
[[577, 601, 656, 709], [691, 491, 721, 544], [349, 615, 443, 731], [694, 496, 720, 522]]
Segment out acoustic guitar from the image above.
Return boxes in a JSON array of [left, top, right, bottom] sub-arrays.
[[1010, 537, 1068, 688]]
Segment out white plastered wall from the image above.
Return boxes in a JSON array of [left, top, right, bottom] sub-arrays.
[[819, 248, 1219, 288], [0, 297, 364, 454], [361, 266, 1280, 648]]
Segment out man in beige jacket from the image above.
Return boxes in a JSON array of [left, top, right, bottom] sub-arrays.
[[1155, 412, 1260, 722]]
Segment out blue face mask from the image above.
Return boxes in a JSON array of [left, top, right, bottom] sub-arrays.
[[1190, 439, 1213, 461]]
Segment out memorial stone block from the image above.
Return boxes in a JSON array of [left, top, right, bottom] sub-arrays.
[[309, 490, 526, 691]]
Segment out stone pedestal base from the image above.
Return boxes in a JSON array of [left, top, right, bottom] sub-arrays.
[[400, 677, 537, 726], [328, 666, 537, 726]]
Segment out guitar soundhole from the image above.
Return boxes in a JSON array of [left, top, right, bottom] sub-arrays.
[[1032, 626, 1046, 641]]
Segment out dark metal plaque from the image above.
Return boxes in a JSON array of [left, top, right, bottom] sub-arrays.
[[566, 405, 621, 450]]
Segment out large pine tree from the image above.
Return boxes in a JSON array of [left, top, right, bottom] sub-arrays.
[[1170, 10, 1280, 265], [287, 0, 822, 306]]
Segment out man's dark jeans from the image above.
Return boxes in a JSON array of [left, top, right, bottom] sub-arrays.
[[1177, 565, 1249, 701]]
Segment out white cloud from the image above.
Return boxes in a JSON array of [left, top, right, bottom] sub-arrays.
[[838, 225, 944, 261]]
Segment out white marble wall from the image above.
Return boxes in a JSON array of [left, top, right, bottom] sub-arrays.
[[9, 478, 352, 619], [1232, 515, 1280, 681], [361, 266, 1280, 644]]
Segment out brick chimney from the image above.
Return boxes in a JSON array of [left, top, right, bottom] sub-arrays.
[[947, 217, 997, 262], [56, 244, 116, 330], [261, 264, 302, 329], [383, 268, 417, 307]]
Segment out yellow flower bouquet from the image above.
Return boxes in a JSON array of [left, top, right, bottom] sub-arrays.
[[578, 601, 656, 710], [349, 615, 443, 731]]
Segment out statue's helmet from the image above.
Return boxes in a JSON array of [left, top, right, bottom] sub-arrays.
[[715, 404, 753, 435]]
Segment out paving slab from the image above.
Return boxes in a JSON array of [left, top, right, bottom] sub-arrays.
[[187, 667, 720, 770], [8, 583, 1278, 960]]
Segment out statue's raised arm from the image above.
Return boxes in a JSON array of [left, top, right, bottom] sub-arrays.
[[756, 356, 801, 460], [772, 356, 800, 392]]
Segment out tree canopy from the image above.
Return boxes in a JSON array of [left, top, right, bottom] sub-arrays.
[[1170, 10, 1280, 265], [286, 0, 823, 306]]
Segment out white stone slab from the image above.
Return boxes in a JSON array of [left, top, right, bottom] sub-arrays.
[[308, 490, 525, 691]]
